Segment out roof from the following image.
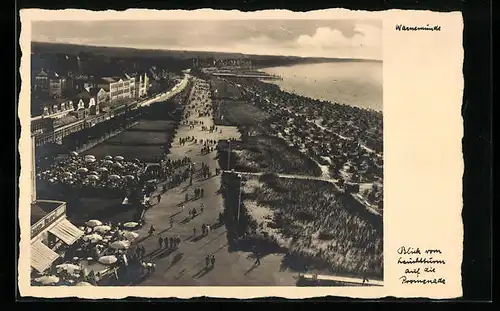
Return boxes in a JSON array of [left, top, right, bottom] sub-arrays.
[[75, 91, 93, 101], [88, 87, 104, 97], [101, 77, 118, 83], [31, 200, 64, 226], [37, 69, 48, 77]]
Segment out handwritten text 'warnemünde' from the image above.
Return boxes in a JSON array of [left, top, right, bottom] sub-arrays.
[[396, 24, 441, 31]]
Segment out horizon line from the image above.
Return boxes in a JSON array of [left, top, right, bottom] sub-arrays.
[[31, 40, 383, 62]]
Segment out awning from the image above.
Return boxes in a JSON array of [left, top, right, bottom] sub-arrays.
[[31, 241, 60, 273], [48, 219, 84, 245]]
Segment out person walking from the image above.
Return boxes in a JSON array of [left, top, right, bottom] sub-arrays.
[[202, 224, 206, 236], [158, 236, 163, 249], [205, 255, 210, 269], [176, 236, 181, 247], [210, 255, 215, 268], [193, 226, 197, 237], [148, 225, 155, 236], [157, 194, 161, 204], [170, 216, 174, 228], [164, 236, 169, 249], [200, 188, 204, 197], [255, 253, 261, 266]]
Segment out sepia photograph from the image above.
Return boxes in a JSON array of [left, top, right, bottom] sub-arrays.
[[27, 16, 384, 288]]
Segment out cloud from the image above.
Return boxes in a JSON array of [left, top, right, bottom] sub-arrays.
[[295, 24, 381, 58], [32, 20, 382, 60]]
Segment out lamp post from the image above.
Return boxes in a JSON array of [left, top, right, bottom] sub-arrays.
[[237, 173, 242, 225], [227, 139, 231, 170]]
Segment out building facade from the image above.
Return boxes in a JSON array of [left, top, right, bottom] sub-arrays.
[[99, 76, 133, 101], [48, 75, 69, 98]]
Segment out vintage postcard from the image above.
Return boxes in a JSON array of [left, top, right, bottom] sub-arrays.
[[18, 8, 463, 299]]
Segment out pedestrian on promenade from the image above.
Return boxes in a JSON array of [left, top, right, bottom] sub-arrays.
[[170, 216, 174, 227], [206, 225, 211, 235], [205, 255, 210, 269], [158, 236, 163, 249], [200, 188, 204, 197], [157, 194, 161, 204], [202, 224, 206, 236], [152, 261, 156, 273], [255, 253, 261, 266], [140, 261, 146, 275], [164, 236, 169, 249], [362, 269, 369, 284], [148, 225, 155, 236], [169, 237, 174, 249], [193, 207, 197, 217], [185, 193, 189, 202], [210, 255, 215, 268], [193, 227, 197, 237]]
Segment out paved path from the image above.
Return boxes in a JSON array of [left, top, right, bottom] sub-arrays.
[[300, 273, 383, 286], [221, 170, 340, 184], [131, 77, 297, 286], [139, 74, 190, 108]]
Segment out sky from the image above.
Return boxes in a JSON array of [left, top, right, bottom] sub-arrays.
[[32, 19, 382, 60]]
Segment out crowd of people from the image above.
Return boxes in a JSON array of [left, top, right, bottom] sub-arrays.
[[249, 176, 383, 278], [37, 153, 146, 194], [226, 77, 383, 209]]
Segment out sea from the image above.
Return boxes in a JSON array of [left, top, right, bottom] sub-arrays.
[[260, 61, 383, 112]]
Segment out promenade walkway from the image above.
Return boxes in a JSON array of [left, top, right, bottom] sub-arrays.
[[128, 76, 382, 286], [131, 77, 296, 286]]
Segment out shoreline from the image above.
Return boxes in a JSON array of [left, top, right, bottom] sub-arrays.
[[257, 66, 383, 114]]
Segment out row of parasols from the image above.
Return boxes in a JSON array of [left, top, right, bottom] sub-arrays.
[[71, 153, 126, 162], [33, 220, 141, 286]]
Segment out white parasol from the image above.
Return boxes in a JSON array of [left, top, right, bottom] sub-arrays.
[[34, 275, 60, 285], [83, 233, 103, 243], [110, 240, 131, 250], [122, 231, 139, 241], [85, 158, 96, 163], [97, 167, 108, 172], [56, 263, 81, 274], [112, 162, 123, 169], [109, 174, 121, 180], [70, 151, 79, 156], [98, 255, 117, 265], [114, 156, 124, 161], [94, 225, 112, 233], [85, 219, 102, 227], [77, 167, 89, 173], [87, 175, 100, 180], [122, 222, 138, 229], [104, 155, 113, 160], [85, 155, 96, 159]]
